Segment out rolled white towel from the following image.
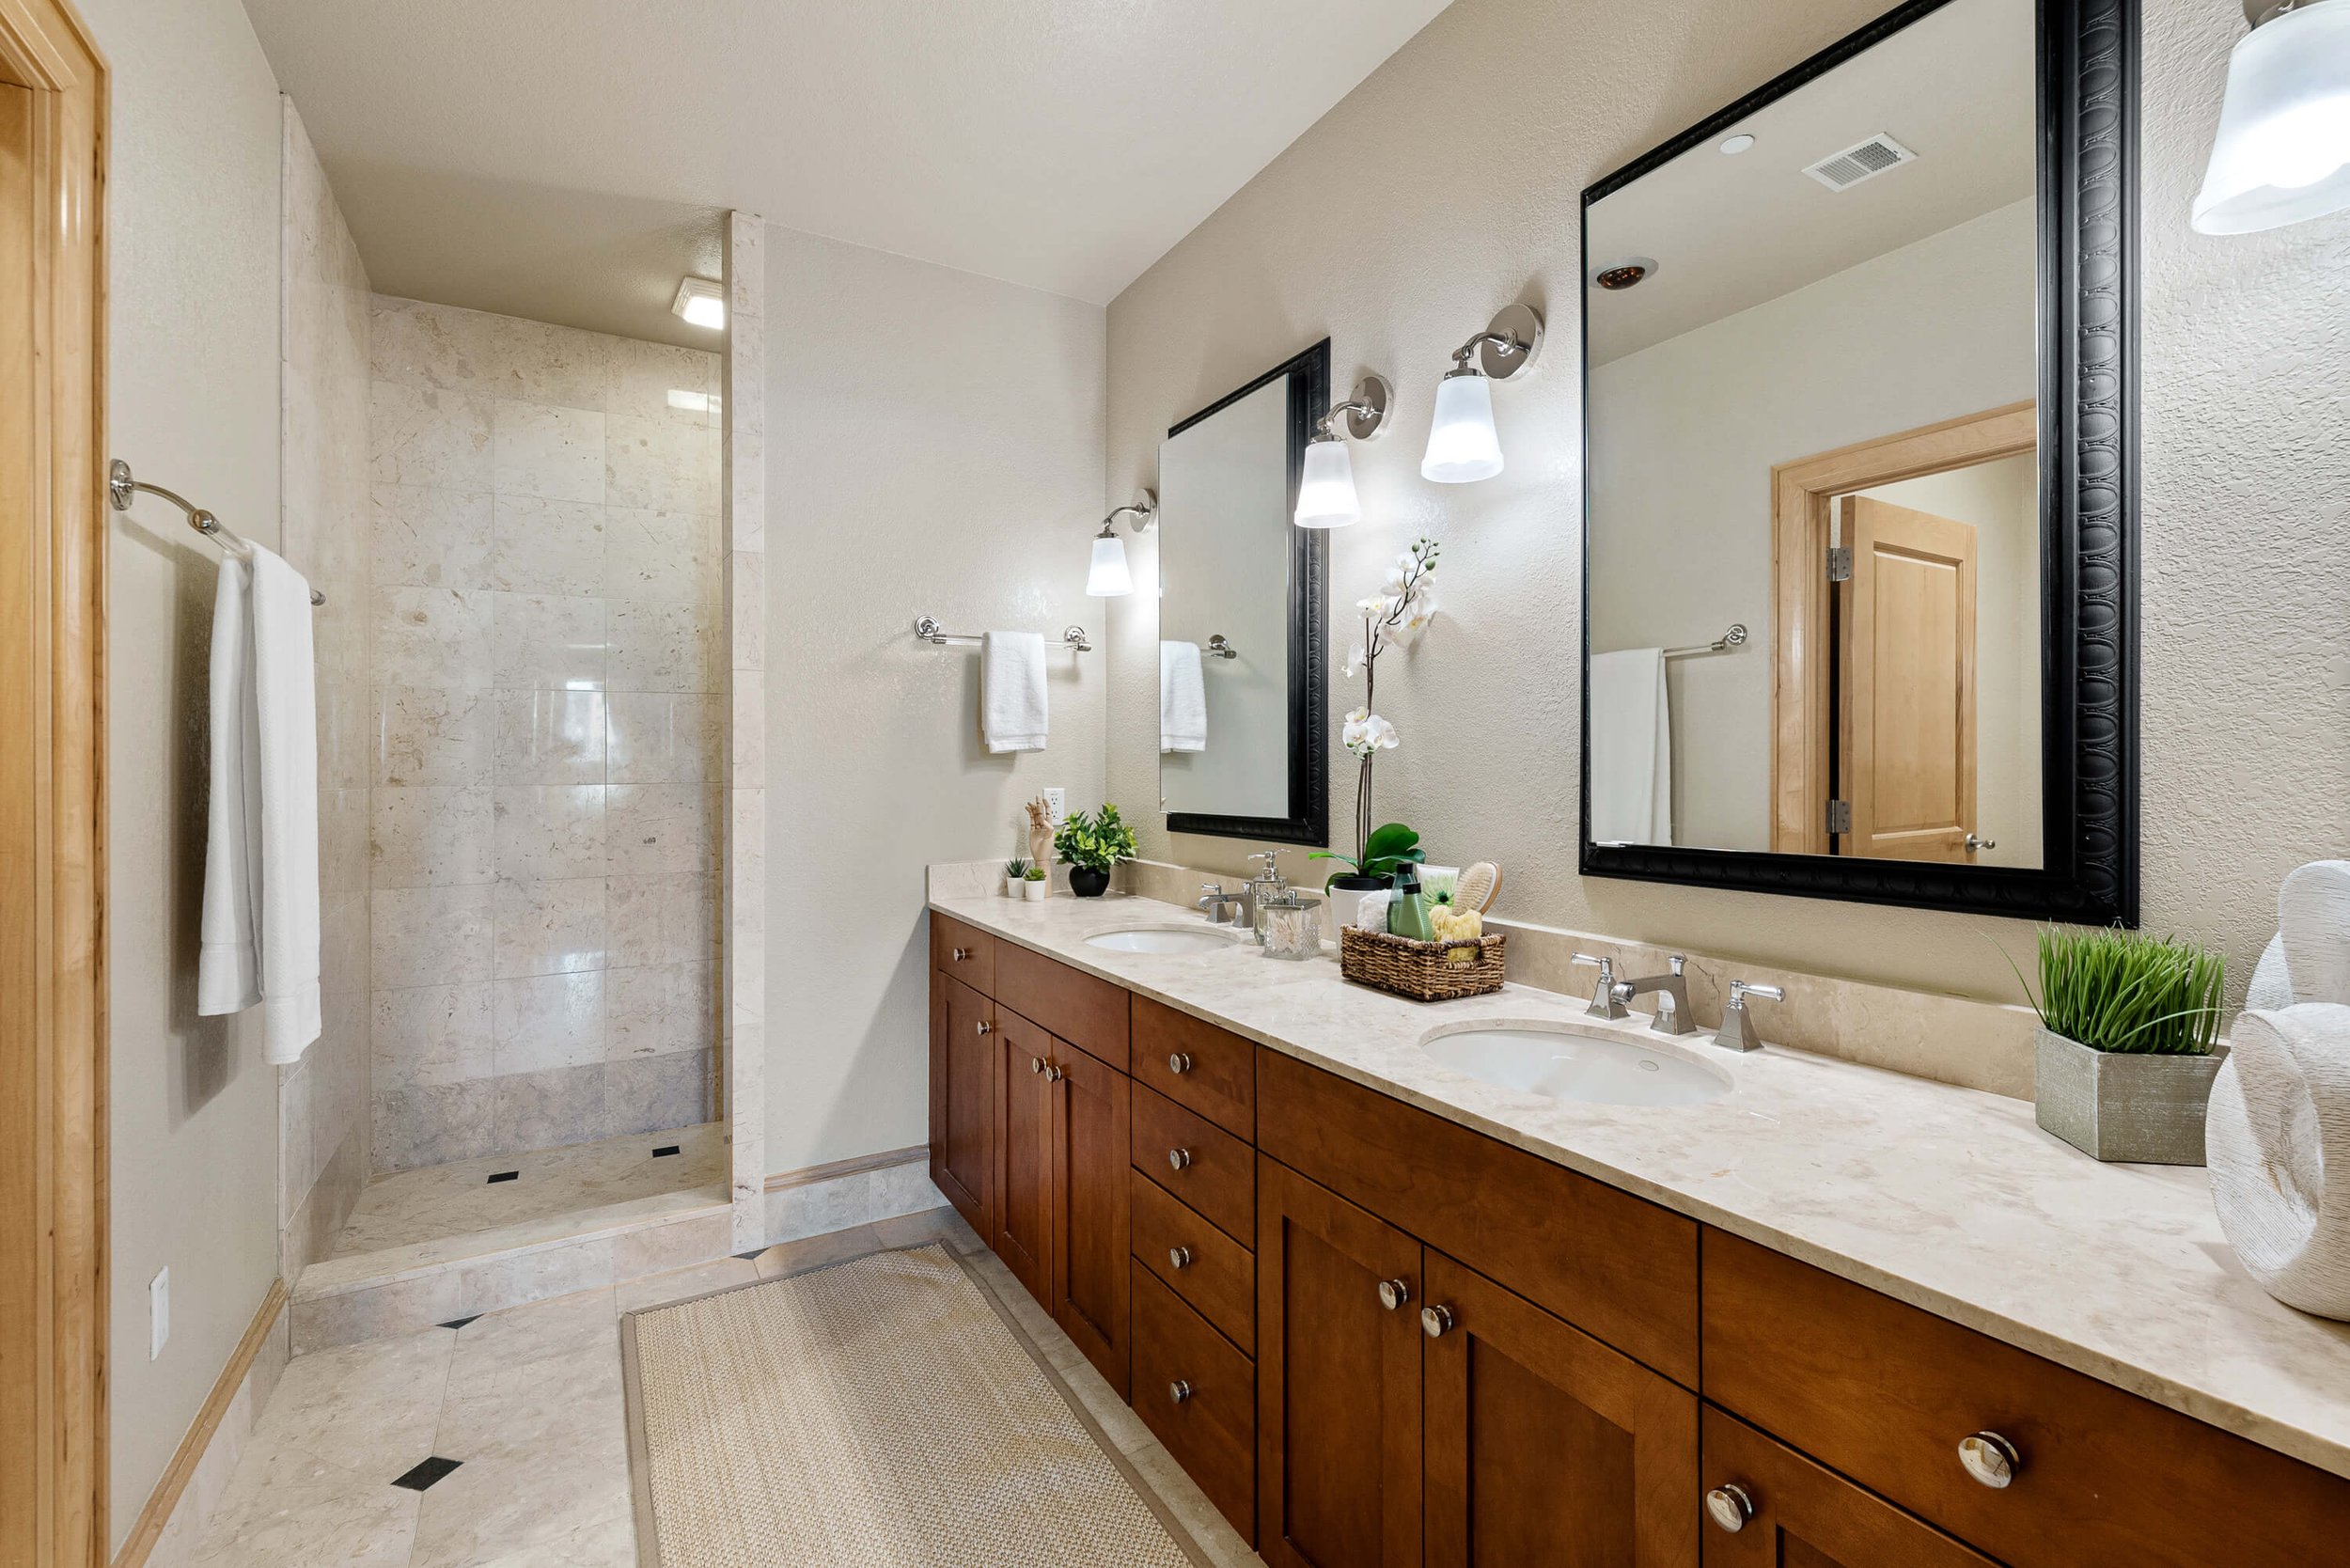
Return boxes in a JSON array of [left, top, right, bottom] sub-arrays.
[[1355, 890, 1393, 933]]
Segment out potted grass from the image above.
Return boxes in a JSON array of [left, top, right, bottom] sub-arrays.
[[1054, 804, 1136, 899], [2013, 924, 2228, 1165]]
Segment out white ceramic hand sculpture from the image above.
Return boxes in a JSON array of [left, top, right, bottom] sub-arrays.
[[2207, 862, 2350, 1319]]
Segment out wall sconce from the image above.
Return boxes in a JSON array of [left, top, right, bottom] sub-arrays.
[[1420, 305, 1543, 483], [1293, 375, 1394, 528], [2195, 0, 2350, 233], [1085, 490, 1157, 597]]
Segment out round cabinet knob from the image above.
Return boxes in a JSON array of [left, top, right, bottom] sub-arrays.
[[1376, 1278, 1412, 1310], [1045, 1063, 1066, 1082], [1419, 1304, 1455, 1339], [1168, 1246, 1194, 1270], [1703, 1483, 1756, 1533], [1168, 1052, 1194, 1074], [975, 1020, 993, 1036], [1028, 1056, 1043, 1074], [1167, 1148, 1192, 1171], [1168, 1379, 1194, 1404], [1957, 1432, 2021, 1489], [951, 946, 970, 961]]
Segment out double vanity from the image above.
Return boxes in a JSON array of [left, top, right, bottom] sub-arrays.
[[929, 883, 2350, 1566]]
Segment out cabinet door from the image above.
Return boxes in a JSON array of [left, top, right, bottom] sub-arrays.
[[994, 1008, 1055, 1308], [1257, 1157, 1423, 1568], [1700, 1406, 1998, 1567], [1423, 1251, 1698, 1568], [932, 972, 995, 1236], [1052, 1042, 1131, 1398]]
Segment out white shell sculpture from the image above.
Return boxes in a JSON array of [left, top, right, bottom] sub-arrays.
[[2207, 861, 2350, 1319]]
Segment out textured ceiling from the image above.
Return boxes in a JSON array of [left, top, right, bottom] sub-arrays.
[[243, 0, 1455, 341]]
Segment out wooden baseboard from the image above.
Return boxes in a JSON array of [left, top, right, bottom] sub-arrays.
[[111, 1278, 289, 1568], [762, 1144, 927, 1194]]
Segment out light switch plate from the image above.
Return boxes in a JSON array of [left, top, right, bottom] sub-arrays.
[[149, 1266, 169, 1360], [1042, 788, 1066, 823]]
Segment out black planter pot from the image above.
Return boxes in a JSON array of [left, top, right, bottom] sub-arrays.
[[1069, 866, 1111, 898]]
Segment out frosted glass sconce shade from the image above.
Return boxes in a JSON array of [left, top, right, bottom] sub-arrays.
[[2195, 0, 2350, 234], [1294, 437, 1362, 527], [1420, 373, 1504, 483], [1086, 530, 1134, 597]]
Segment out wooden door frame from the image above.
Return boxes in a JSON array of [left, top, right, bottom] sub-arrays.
[[1767, 401, 2034, 854], [0, 2, 108, 1566]]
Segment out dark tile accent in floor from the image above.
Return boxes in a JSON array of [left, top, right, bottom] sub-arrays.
[[391, 1456, 462, 1492], [652, 1145, 681, 1157], [735, 1249, 764, 1262], [485, 1170, 520, 1184], [439, 1316, 480, 1331]]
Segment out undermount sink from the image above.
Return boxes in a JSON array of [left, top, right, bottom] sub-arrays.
[[1420, 1022, 1734, 1107], [1084, 927, 1240, 955]]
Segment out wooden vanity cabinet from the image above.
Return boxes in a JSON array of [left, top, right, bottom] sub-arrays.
[[992, 1008, 1055, 1308], [1051, 1041, 1131, 1396], [1699, 1407, 1998, 1568], [929, 969, 995, 1236]]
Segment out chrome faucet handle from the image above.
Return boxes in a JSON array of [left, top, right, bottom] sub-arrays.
[[1716, 979, 1785, 1053], [1572, 953, 1629, 1020]]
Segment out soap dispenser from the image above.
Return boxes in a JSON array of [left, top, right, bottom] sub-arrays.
[[1246, 851, 1289, 947], [1389, 865, 1434, 942]]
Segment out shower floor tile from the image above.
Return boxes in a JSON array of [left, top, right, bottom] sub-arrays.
[[332, 1121, 725, 1261]]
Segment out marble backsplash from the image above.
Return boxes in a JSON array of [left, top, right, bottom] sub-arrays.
[[931, 856, 2040, 1100]]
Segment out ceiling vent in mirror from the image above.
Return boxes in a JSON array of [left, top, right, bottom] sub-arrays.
[[1802, 133, 1916, 192]]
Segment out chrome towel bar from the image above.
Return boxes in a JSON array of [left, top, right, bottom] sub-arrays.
[[108, 459, 325, 605], [913, 616, 1089, 651]]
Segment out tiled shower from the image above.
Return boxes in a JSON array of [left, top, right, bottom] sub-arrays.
[[363, 297, 725, 1180]]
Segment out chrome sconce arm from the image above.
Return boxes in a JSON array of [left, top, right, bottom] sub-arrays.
[[1294, 374, 1393, 528]]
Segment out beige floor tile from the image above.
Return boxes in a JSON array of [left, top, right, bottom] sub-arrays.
[[448, 1282, 617, 1368], [614, 1255, 757, 1313], [189, 1446, 420, 1568], [407, 1427, 634, 1568], [251, 1326, 455, 1476]]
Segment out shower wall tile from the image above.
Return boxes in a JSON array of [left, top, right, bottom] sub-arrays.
[[492, 400, 603, 503], [368, 293, 720, 1174], [373, 587, 494, 689], [376, 687, 495, 787], [605, 1048, 714, 1138], [494, 688, 606, 785], [371, 482, 492, 589]]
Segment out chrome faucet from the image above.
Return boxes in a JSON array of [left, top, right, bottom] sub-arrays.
[[1714, 980, 1785, 1053], [1617, 955, 1697, 1036], [1571, 953, 1630, 1020], [1195, 883, 1244, 925]]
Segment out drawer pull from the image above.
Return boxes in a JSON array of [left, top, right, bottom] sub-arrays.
[[1168, 1246, 1194, 1270], [1168, 1051, 1194, 1074], [1168, 1379, 1194, 1404], [1028, 1056, 1043, 1074], [1703, 1483, 1756, 1533], [1419, 1304, 1454, 1339], [1957, 1432, 2021, 1489], [951, 946, 971, 961], [975, 1020, 993, 1036], [1377, 1278, 1412, 1310], [1167, 1147, 1192, 1171]]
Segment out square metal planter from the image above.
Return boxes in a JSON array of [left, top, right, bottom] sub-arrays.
[[2034, 1027, 2229, 1166]]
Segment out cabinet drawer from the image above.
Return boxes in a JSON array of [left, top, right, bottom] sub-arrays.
[[1132, 1262, 1256, 1545], [931, 913, 995, 995], [997, 942, 1130, 1071], [1702, 1230, 2350, 1568], [1132, 1169, 1254, 1355], [1133, 1083, 1253, 1246], [1700, 1405, 1998, 1567], [1130, 996, 1254, 1137], [1258, 1048, 1698, 1386]]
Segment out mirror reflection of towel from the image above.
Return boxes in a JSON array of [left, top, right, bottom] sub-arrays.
[[1161, 640, 1206, 753], [1589, 648, 1670, 845]]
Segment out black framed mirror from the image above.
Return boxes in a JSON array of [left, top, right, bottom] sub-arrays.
[[1159, 338, 1331, 846], [1577, 0, 2136, 924]]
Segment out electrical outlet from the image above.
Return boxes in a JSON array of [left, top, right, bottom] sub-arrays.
[[149, 1267, 169, 1360], [1042, 788, 1066, 823]]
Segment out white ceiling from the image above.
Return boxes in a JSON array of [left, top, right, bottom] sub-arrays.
[[1585, 0, 2034, 365], [243, 0, 1454, 344]]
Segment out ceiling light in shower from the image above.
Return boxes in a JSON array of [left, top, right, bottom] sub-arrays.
[[672, 276, 726, 330], [1719, 133, 1757, 154]]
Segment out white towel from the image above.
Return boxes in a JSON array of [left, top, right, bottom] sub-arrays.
[[196, 547, 321, 1064], [980, 631, 1048, 753], [1160, 640, 1206, 753], [1589, 648, 1671, 846]]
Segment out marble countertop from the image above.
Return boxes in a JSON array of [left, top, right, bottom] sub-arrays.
[[930, 886, 2350, 1481]]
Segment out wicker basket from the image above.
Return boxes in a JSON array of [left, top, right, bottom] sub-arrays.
[[1340, 926, 1507, 1002]]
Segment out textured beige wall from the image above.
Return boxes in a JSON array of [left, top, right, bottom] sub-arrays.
[[1104, 0, 2350, 1010], [86, 0, 288, 1544], [763, 226, 1106, 1172]]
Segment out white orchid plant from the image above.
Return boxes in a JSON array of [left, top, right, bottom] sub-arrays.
[[1322, 538, 1439, 879]]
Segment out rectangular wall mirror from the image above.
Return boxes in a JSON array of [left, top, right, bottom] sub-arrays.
[[1158, 338, 1330, 845], [1579, 0, 2136, 923]]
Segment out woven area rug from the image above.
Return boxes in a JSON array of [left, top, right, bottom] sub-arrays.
[[620, 1243, 1205, 1567]]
